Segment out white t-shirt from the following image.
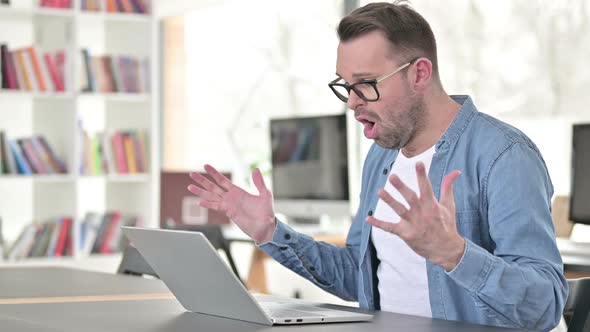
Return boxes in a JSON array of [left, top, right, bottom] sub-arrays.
[[371, 145, 436, 317]]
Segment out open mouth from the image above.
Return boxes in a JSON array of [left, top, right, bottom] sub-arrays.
[[360, 119, 377, 139]]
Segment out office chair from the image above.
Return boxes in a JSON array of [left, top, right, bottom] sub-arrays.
[[564, 277, 590, 332], [117, 244, 159, 278], [167, 223, 243, 284]]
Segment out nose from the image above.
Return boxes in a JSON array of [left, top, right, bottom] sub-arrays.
[[346, 90, 365, 111]]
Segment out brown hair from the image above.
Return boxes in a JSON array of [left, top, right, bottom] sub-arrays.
[[338, 1, 439, 78]]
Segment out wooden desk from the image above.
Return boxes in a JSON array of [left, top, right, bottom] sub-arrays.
[[0, 267, 522, 332]]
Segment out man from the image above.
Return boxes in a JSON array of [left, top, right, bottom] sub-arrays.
[[188, 1, 567, 330]]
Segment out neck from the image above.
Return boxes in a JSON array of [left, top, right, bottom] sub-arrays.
[[401, 91, 461, 158]]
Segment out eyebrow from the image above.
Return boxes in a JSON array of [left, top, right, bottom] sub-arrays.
[[335, 72, 377, 81]]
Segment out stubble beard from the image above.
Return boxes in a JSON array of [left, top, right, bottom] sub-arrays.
[[375, 95, 426, 150]]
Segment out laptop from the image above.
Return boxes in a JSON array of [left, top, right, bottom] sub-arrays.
[[121, 226, 373, 325]]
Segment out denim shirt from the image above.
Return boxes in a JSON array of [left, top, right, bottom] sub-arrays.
[[259, 95, 568, 330]]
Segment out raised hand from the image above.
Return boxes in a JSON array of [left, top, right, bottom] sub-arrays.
[[187, 164, 277, 244], [367, 162, 465, 271]]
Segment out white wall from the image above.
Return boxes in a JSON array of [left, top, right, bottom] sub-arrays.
[[153, 0, 228, 17]]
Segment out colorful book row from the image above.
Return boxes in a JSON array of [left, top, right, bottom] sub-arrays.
[[39, 0, 72, 8], [79, 126, 148, 175], [7, 216, 75, 260], [82, 0, 149, 14], [4, 211, 142, 261], [80, 49, 149, 94], [0, 44, 67, 93], [0, 131, 68, 175]]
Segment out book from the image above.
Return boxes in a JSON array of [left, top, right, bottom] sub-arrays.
[[105, 0, 117, 12], [43, 52, 64, 92], [14, 49, 33, 91], [92, 56, 107, 93], [7, 224, 36, 260], [30, 136, 56, 174], [2, 132, 17, 174], [29, 222, 53, 257], [36, 135, 67, 173], [111, 132, 128, 173], [114, 0, 124, 12], [122, 133, 137, 173], [27, 47, 47, 92], [4, 50, 19, 89], [0, 131, 6, 174], [92, 134, 103, 174], [99, 211, 121, 253], [128, 0, 145, 14], [101, 129, 115, 173], [131, 131, 146, 172], [8, 139, 32, 174], [80, 212, 103, 255], [120, 0, 134, 13], [80, 49, 96, 92], [18, 138, 49, 174], [91, 213, 111, 253], [0, 44, 7, 89], [54, 217, 71, 256], [55, 51, 66, 90], [46, 218, 61, 257], [102, 56, 117, 92]]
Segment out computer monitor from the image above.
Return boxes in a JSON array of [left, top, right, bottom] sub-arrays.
[[569, 124, 590, 224], [269, 114, 350, 224]]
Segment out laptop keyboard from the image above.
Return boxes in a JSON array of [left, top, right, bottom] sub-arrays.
[[263, 308, 324, 318]]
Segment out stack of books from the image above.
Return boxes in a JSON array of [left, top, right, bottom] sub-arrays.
[[5, 211, 143, 260], [82, 0, 149, 14], [80, 49, 150, 94], [0, 44, 66, 93], [0, 131, 68, 175], [78, 125, 148, 175]]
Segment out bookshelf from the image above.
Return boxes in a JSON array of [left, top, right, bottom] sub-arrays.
[[0, 0, 159, 272]]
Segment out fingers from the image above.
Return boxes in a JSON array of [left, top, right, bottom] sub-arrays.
[[204, 164, 233, 191], [198, 200, 223, 211], [189, 172, 225, 198], [366, 215, 410, 236], [389, 174, 419, 207], [415, 162, 435, 201], [252, 168, 270, 195], [440, 170, 461, 208], [187, 184, 221, 202], [377, 189, 409, 220]]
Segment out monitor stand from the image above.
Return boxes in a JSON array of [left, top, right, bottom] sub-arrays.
[[279, 214, 351, 235], [289, 216, 321, 225]]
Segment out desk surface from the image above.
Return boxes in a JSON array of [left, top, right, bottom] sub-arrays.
[[0, 298, 522, 332], [0, 266, 170, 299], [0, 267, 522, 332], [557, 238, 590, 273]]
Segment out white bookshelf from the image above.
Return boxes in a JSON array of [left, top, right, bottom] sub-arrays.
[[0, 253, 123, 273], [0, 1, 159, 270]]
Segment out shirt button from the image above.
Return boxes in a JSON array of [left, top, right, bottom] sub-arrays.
[[382, 168, 388, 175], [284, 234, 291, 240], [367, 210, 373, 216], [309, 266, 315, 272], [280, 246, 288, 251]]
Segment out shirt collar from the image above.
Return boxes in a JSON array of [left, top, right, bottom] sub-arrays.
[[435, 95, 477, 151]]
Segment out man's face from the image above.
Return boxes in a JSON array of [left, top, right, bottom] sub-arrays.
[[336, 31, 425, 150]]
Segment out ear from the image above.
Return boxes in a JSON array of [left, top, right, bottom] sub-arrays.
[[410, 57, 433, 91]]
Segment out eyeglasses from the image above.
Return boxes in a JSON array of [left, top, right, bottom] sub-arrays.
[[328, 58, 418, 103]]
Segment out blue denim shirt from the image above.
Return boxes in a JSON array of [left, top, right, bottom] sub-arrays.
[[259, 95, 567, 330]]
